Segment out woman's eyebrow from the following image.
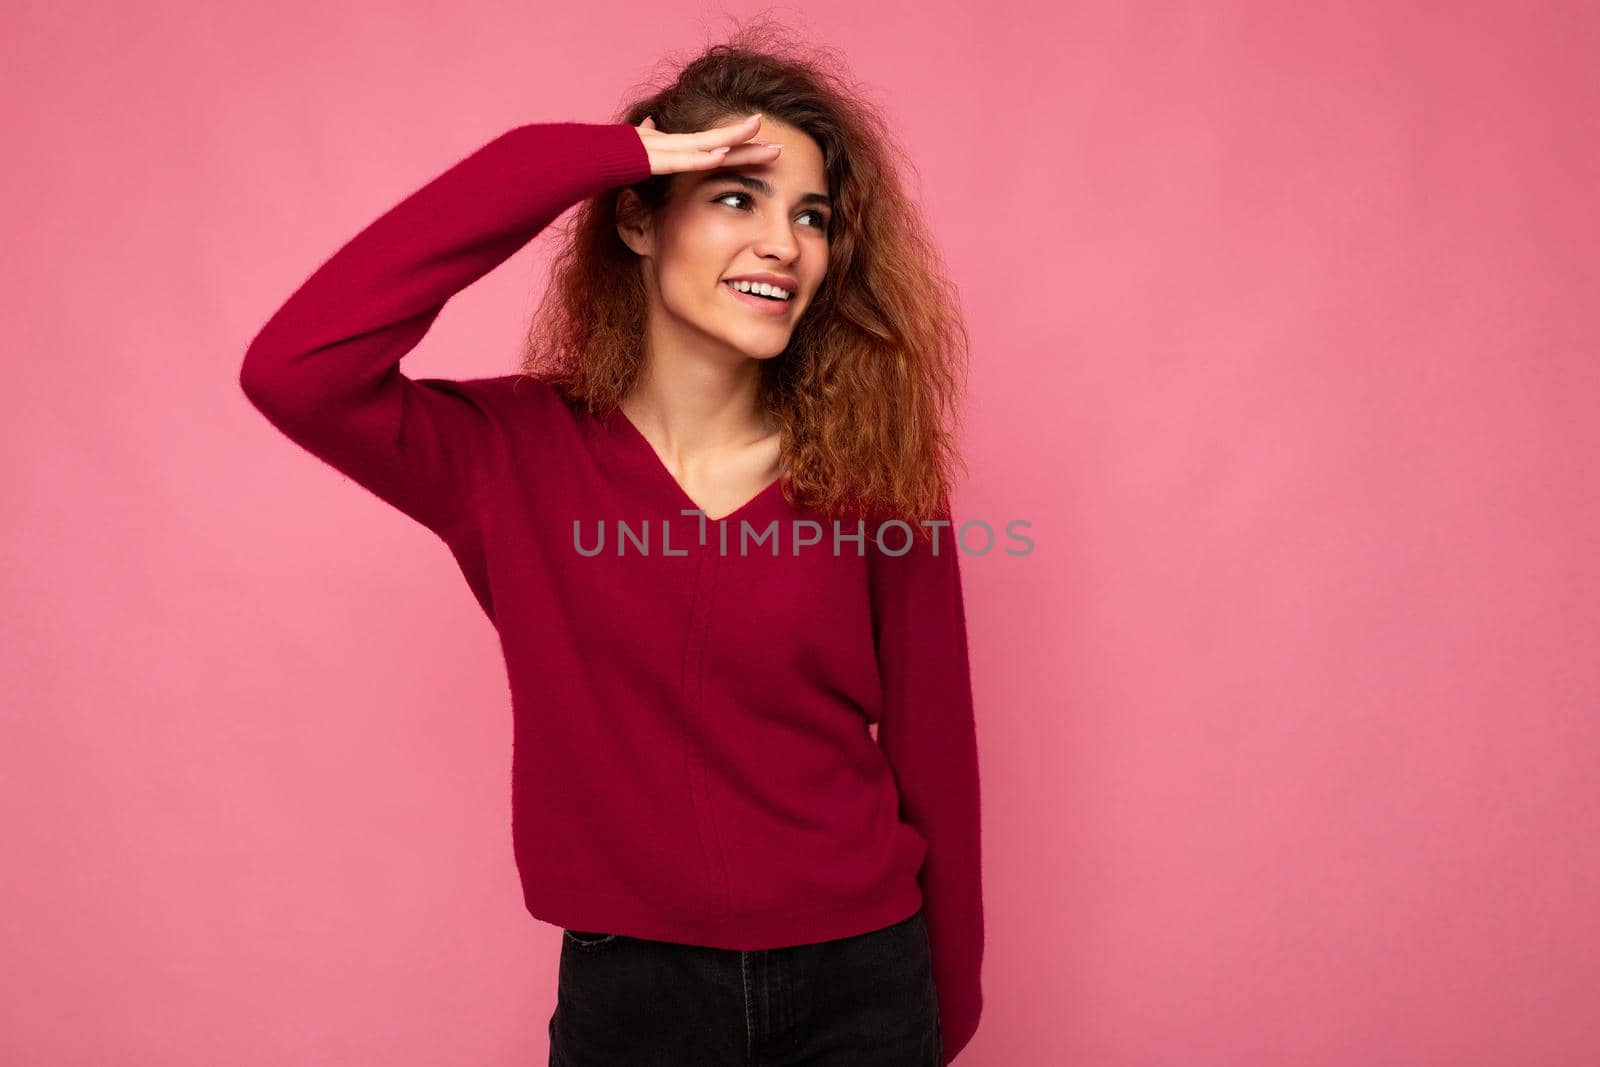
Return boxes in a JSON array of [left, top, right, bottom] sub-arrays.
[[702, 171, 832, 210]]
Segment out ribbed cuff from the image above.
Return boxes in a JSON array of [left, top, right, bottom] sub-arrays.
[[583, 121, 652, 188], [500, 121, 651, 199]]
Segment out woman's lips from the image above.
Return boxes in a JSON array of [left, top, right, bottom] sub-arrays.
[[722, 281, 792, 316]]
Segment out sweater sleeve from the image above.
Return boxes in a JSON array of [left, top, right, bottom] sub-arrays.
[[868, 497, 986, 1065], [239, 122, 651, 536]]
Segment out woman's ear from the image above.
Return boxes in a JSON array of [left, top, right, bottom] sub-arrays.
[[615, 189, 653, 257]]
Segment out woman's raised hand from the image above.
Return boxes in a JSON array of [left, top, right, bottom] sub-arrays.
[[634, 113, 782, 176]]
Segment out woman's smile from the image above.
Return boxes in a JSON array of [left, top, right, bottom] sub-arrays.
[[721, 279, 794, 316]]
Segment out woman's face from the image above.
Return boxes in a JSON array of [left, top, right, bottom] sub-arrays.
[[630, 119, 832, 361]]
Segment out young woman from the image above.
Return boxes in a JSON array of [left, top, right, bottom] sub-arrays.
[[240, 29, 983, 1067]]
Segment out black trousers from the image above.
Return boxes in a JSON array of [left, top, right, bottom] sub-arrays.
[[548, 908, 942, 1066]]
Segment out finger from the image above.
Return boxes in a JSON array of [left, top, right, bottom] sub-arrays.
[[712, 141, 783, 161], [684, 146, 734, 168], [662, 136, 779, 160], [668, 141, 781, 170], [672, 113, 762, 149]]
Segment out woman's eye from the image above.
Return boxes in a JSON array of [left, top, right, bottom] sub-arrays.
[[715, 192, 829, 231]]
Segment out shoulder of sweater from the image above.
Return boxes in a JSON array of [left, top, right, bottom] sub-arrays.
[[431, 371, 552, 406], [480, 371, 588, 440], [392, 371, 568, 436]]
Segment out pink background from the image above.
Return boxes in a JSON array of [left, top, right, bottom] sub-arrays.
[[4, 2, 1598, 1064]]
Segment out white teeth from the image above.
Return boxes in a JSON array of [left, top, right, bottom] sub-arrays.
[[726, 279, 792, 300]]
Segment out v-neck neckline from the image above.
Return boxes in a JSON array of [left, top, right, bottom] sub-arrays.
[[608, 405, 787, 525]]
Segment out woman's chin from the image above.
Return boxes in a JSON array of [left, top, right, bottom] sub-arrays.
[[716, 327, 792, 361], [742, 340, 790, 359]]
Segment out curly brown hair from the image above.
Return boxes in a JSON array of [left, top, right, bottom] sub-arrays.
[[521, 17, 970, 533]]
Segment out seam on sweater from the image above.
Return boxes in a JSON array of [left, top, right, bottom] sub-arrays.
[[440, 376, 512, 540]]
